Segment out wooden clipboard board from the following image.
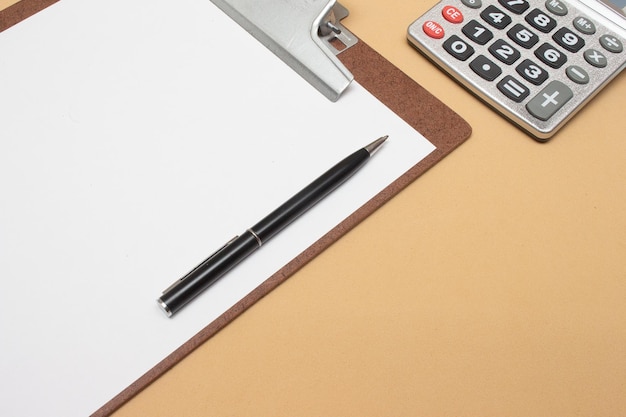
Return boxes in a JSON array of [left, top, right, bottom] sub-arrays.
[[2, 2, 471, 415], [91, 41, 472, 417]]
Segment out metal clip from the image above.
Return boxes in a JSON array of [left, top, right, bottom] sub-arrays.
[[209, 0, 357, 101], [161, 236, 239, 294], [318, 2, 358, 55]]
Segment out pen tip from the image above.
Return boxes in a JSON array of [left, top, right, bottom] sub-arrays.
[[364, 135, 388, 156]]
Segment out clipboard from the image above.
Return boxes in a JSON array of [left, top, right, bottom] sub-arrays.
[[1, 1, 471, 415], [93, 32, 471, 417], [0, 0, 57, 31]]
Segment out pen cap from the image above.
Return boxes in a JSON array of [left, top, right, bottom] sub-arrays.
[[158, 232, 260, 316]]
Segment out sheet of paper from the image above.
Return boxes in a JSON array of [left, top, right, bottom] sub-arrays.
[[0, 0, 435, 415]]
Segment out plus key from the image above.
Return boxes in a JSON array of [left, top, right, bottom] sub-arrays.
[[526, 80, 573, 121]]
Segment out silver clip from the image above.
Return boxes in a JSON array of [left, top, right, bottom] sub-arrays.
[[209, 0, 357, 101], [161, 236, 239, 294], [318, 2, 358, 55]]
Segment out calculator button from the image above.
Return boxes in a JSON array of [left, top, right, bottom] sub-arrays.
[[507, 23, 539, 49], [462, 20, 494, 45], [566, 65, 590, 84], [497, 75, 530, 102], [443, 35, 475, 61], [423, 21, 445, 39], [526, 80, 573, 121], [489, 39, 521, 64], [525, 9, 557, 33], [516, 59, 549, 85], [600, 35, 623, 53], [470, 55, 502, 80], [573, 16, 596, 35], [535, 43, 567, 68], [443, 6, 464, 24], [544, 0, 568, 16], [498, 0, 530, 15], [461, 0, 482, 9], [481, 5, 512, 29], [553, 27, 585, 53], [584, 49, 607, 67]]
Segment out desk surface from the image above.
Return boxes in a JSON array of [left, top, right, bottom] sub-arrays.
[[61, 0, 624, 415]]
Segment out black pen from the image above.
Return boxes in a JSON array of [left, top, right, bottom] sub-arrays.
[[157, 135, 388, 317]]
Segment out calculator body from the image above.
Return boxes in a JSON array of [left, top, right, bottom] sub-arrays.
[[408, 0, 626, 141]]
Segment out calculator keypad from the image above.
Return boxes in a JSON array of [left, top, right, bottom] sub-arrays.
[[408, 0, 626, 141]]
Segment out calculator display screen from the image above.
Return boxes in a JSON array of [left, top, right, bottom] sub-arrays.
[[599, 0, 626, 18]]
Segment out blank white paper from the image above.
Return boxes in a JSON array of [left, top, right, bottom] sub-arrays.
[[0, 0, 435, 415]]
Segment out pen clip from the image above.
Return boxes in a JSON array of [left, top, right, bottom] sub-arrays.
[[161, 235, 239, 294]]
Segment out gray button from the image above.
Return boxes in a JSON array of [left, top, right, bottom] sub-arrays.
[[566, 65, 589, 84], [497, 75, 530, 102], [461, 0, 482, 8], [600, 35, 623, 53], [573, 16, 596, 35], [584, 49, 607, 67], [470, 55, 502, 81], [526, 80, 573, 121], [545, 0, 568, 16]]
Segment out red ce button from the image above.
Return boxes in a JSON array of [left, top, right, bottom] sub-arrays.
[[442, 5, 464, 24]]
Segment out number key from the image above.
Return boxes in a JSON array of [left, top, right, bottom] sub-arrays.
[[525, 8, 557, 33], [443, 35, 475, 61], [461, 0, 482, 8], [535, 42, 567, 68], [462, 20, 494, 45], [489, 39, 521, 64], [516, 59, 549, 85], [553, 27, 585, 52], [481, 5, 512, 30], [498, 0, 530, 14], [507, 23, 539, 49]]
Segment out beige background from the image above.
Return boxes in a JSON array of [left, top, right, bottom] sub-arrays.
[[112, 0, 625, 415], [0, 0, 21, 9], [8, 0, 623, 415]]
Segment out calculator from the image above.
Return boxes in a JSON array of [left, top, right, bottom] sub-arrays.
[[408, 0, 626, 141]]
